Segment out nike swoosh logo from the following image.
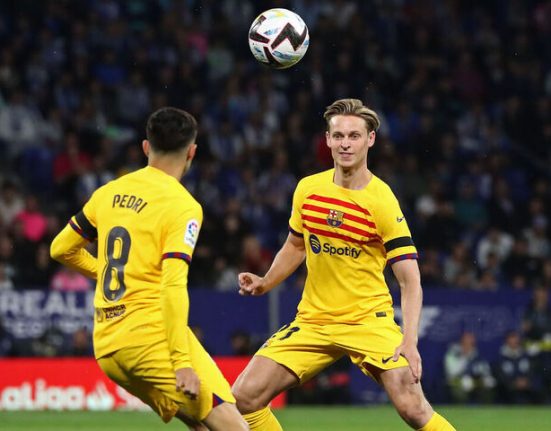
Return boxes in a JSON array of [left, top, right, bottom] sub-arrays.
[[396, 216, 405, 223], [382, 356, 393, 364]]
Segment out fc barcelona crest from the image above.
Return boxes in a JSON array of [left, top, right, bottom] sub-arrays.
[[327, 209, 344, 227]]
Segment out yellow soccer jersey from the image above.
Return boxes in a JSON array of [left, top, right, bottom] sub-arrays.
[[289, 169, 417, 324], [69, 166, 202, 359]]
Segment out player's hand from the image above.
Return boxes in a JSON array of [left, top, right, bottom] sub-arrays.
[[175, 367, 200, 400], [238, 272, 267, 296], [392, 340, 422, 384]]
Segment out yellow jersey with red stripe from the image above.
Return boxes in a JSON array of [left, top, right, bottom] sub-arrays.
[[289, 169, 417, 324], [70, 166, 202, 359]]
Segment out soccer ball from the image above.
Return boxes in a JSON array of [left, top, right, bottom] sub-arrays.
[[248, 8, 309, 69]]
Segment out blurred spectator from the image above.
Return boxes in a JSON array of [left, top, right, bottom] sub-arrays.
[[487, 178, 517, 233], [288, 357, 352, 405], [190, 325, 213, 354], [476, 227, 513, 270], [444, 331, 496, 403], [523, 216, 550, 260], [476, 268, 500, 291], [214, 256, 239, 291], [69, 327, 93, 357], [442, 242, 477, 288], [418, 248, 444, 287], [17, 242, 57, 288], [0, 91, 41, 161], [0, 262, 14, 290], [53, 132, 92, 208], [116, 71, 150, 126], [75, 155, 115, 205], [0, 317, 15, 356], [0, 234, 17, 284], [522, 286, 551, 349], [13, 195, 48, 243], [230, 329, 255, 356], [417, 200, 459, 252], [494, 331, 544, 404], [50, 267, 92, 292], [541, 259, 551, 288], [30, 325, 65, 357], [0, 180, 24, 229], [503, 237, 541, 288], [454, 180, 488, 231], [241, 234, 272, 276]]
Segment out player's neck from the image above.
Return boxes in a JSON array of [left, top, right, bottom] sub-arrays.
[[333, 165, 372, 190], [148, 156, 187, 181]]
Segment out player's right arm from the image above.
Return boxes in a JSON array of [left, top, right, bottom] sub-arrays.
[[238, 232, 305, 296], [161, 257, 199, 399], [50, 223, 97, 279], [50, 192, 100, 280], [160, 204, 202, 399], [239, 179, 307, 296]]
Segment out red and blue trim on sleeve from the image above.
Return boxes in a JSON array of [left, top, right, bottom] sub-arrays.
[[69, 219, 94, 241], [388, 253, 418, 265], [69, 211, 97, 241], [162, 252, 192, 264]]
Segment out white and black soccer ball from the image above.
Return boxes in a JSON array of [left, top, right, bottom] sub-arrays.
[[248, 8, 309, 69]]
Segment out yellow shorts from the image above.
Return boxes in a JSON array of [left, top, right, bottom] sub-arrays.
[[97, 328, 234, 423], [257, 313, 409, 383]]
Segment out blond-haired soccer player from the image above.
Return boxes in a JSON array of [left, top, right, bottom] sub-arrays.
[[233, 99, 455, 431], [51, 108, 248, 431]]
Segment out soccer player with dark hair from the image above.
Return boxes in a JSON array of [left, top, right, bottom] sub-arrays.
[[51, 107, 248, 430], [233, 99, 455, 430]]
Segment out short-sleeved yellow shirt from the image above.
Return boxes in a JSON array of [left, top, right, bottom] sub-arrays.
[[289, 169, 417, 324]]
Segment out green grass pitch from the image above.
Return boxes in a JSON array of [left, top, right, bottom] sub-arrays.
[[1, 406, 550, 430]]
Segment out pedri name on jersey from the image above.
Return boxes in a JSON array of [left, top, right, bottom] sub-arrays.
[[112, 194, 148, 213]]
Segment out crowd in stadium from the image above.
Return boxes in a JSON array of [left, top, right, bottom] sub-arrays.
[[0, 0, 550, 402]]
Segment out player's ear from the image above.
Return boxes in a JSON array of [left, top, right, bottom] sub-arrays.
[[367, 130, 376, 148], [325, 130, 331, 147], [142, 140, 150, 157], [187, 143, 197, 161]]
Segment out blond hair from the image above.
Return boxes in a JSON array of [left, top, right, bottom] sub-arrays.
[[323, 98, 381, 132]]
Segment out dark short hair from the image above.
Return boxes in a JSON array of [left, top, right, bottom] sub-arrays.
[[146, 107, 197, 153]]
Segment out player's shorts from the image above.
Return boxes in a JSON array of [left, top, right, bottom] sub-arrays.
[[256, 312, 409, 383], [97, 327, 234, 423]]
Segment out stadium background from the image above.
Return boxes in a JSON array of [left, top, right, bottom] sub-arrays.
[[0, 0, 550, 425]]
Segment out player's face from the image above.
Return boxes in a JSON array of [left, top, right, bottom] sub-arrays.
[[326, 115, 375, 169]]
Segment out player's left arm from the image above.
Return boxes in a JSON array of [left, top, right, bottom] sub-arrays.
[[374, 184, 421, 381], [391, 259, 423, 383]]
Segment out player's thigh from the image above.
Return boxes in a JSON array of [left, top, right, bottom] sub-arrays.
[[112, 338, 231, 423], [259, 320, 343, 383], [233, 320, 342, 410], [97, 354, 132, 389], [98, 349, 181, 423], [333, 316, 409, 381]]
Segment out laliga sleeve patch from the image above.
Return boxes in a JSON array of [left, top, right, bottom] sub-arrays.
[[184, 219, 200, 248]]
